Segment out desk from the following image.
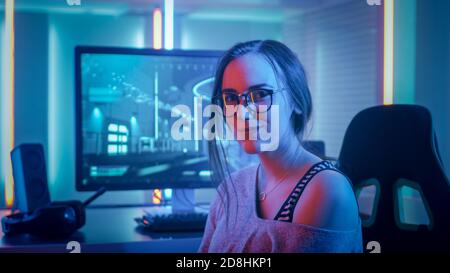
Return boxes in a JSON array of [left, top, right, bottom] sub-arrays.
[[0, 206, 204, 253]]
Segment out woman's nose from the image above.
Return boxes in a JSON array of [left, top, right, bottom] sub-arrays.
[[236, 104, 257, 121], [237, 94, 248, 107]]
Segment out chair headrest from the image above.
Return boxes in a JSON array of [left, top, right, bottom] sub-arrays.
[[338, 105, 448, 187]]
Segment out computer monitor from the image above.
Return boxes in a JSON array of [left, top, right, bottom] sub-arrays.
[[75, 46, 227, 191]]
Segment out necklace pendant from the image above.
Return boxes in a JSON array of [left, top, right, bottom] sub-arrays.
[[259, 192, 267, 201]]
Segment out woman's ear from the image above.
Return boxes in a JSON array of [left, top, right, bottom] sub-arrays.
[[284, 92, 302, 115]]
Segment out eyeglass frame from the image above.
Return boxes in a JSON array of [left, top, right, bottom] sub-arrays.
[[213, 87, 286, 116]]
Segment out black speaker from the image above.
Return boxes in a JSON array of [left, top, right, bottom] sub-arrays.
[[10, 143, 51, 212]]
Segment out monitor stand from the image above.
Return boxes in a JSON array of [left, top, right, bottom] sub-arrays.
[[171, 189, 196, 213]]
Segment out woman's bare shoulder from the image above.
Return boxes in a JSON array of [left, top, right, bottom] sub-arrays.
[[292, 169, 360, 231]]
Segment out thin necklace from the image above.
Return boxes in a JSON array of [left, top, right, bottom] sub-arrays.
[[257, 164, 291, 202]]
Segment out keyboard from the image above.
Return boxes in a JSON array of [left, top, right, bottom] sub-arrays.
[[135, 212, 208, 232]]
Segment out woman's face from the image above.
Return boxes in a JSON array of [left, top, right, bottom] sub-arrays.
[[221, 53, 293, 154]]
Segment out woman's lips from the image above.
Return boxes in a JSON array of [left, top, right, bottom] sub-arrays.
[[237, 125, 258, 133]]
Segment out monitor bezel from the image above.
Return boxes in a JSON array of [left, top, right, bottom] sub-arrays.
[[75, 46, 223, 191]]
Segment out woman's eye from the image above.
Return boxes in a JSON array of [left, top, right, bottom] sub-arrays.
[[252, 90, 271, 101], [224, 94, 237, 103]]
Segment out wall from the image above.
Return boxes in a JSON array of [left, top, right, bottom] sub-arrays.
[[180, 18, 282, 50], [415, 0, 450, 177], [14, 13, 48, 157], [283, 1, 381, 157]]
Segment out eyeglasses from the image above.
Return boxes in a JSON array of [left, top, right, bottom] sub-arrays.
[[214, 88, 285, 117]]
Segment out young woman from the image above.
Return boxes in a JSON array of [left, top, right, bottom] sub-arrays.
[[199, 40, 362, 253]]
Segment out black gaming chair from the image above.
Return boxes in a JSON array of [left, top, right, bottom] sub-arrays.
[[338, 105, 450, 252]]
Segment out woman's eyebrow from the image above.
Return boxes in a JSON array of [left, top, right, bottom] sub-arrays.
[[248, 83, 274, 90], [221, 88, 237, 93], [221, 84, 274, 93]]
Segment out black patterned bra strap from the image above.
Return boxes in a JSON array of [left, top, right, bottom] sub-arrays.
[[273, 160, 343, 222]]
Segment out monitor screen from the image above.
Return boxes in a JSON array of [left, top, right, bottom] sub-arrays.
[[75, 47, 231, 191]]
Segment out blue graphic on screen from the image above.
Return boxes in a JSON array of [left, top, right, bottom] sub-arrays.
[[80, 52, 257, 189]]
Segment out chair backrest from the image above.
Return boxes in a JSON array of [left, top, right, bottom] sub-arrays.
[[338, 105, 450, 252]]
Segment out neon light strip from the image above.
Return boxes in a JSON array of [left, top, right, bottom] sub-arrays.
[[194, 97, 199, 152], [3, 0, 15, 207], [192, 77, 214, 101], [153, 71, 160, 205], [164, 0, 174, 50], [153, 189, 162, 205], [48, 22, 58, 189], [383, 0, 394, 105], [0, 11, 2, 197], [153, 8, 162, 50], [154, 72, 159, 139], [0, 5, 5, 205]]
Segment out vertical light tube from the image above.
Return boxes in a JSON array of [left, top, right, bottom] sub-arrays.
[[153, 8, 162, 50], [193, 97, 199, 152], [151, 9, 162, 203], [2, 0, 15, 207], [153, 0, 174, 205], [152, 189, 162, 205], [48, 21, 58, 190], [154, 71, 159, 140], [164, 0, 174, 50], [383, 0, 395, 105], [0, 10, 2, 202]]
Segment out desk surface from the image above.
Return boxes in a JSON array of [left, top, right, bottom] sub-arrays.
[[0, 206, 205, 253]]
